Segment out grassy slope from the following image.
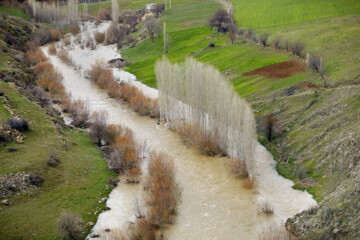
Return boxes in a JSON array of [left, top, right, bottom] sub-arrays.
[[0, 6, 30, 20], [232, 0, 360, 28], [257, 14, 360, 85], [85, 0, 208, 15], [0, 14, 115, 240], [0, 81, 115, 240]]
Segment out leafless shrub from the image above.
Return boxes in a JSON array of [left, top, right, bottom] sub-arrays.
[[260, 112, 281, 142], [291, 41, 305, 57], [244, 28, 254, 39], [228, 23, 238, 43], [106, 23, 123, 44], [49, 29, 61, 41], [145, 15, 157, 42], [8, 118, 29, 132], [259, 34, 270, 46], [63, 36, 71, 46], [284, 39, 290, 51], [57, 50, 74, 66], [308, 55, 325, 77], [293, 165, 307, 180], [258, 222, 291, 240], [120, 10, 138, 32], [274, 36, 281, 49], [98, 8, 112, 21], [242, 177, 255, 189], [259, 201, 274, 215], [48, 43, 57, 55], [153, 4, 165, 18], [71, 25, 80, 35], [32, 86, 51, 107], [70, 100, 90, 128], [209, 9, 232, 33], [227, 158, 249, 178], [145, 152, 180, 227], [89, 111, 108, 146], [57, 210, 84, 240], [94, 31, 105, 44]]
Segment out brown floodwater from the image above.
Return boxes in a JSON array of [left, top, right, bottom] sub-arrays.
[[42, 25, 316, 239]]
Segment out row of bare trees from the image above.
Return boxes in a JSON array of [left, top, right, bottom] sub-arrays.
[[28, 0, 79, 25], [156, 57, 257, 177]]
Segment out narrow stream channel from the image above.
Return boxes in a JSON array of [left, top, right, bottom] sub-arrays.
[[42, 21, 316, 239]]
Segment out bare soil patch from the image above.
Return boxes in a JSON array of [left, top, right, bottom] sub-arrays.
[[242, 60, 306, 79]]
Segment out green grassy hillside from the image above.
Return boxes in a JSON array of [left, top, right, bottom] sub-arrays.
[[0, 14, 115, 240], [232, 0, 360, 28]]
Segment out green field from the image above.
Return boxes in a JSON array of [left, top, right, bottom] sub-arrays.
[[0, 81, 115, 240], [0, 6, 29, 20], [232, 0, 360, 28]]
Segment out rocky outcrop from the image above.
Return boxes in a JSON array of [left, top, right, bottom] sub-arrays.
[[0, 172, 41, 199]]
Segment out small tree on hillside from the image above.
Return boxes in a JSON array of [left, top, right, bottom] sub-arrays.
[[209, 9, 232, 33], [145, 15, 158, 42], [261, 113, 281, 142], [57, 210, 84, 240], [228, 23, 238, 43]]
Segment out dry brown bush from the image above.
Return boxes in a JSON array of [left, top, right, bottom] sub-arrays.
[[70, 25, 80, 35], [258, 223, 291, 240], [38, 77, 53, 91], [49, 81, 66, 100], [104, 124, 124, 145], [70, 100, 90, 128], [177, 123, 226, 156], [48, 43, 57, 55], [228, 158, 249, 179], [259, 201, 274, 215], [94, 31, 105, 44], [126, 217, 158, 240], [63, 36, 71, 46], [106, 23, 121, 44], [96, 70, 114, 89], [242, 177, 255, 189], [57, 50, 74, 66], [145, 152, 180, 227], [50, 28, 62, 41], [98, 8, 112, 21], [27, 49, 48, 66], [89, 111, 108, 146], [87, 62, 107, 82], [35, 62, 62, 83], [57, 210, 84, 240], [110, 127, 141, 174]]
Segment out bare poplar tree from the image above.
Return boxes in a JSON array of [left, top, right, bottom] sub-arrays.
[[112, 0, 120, 23], [155, 57, 257, 177]]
